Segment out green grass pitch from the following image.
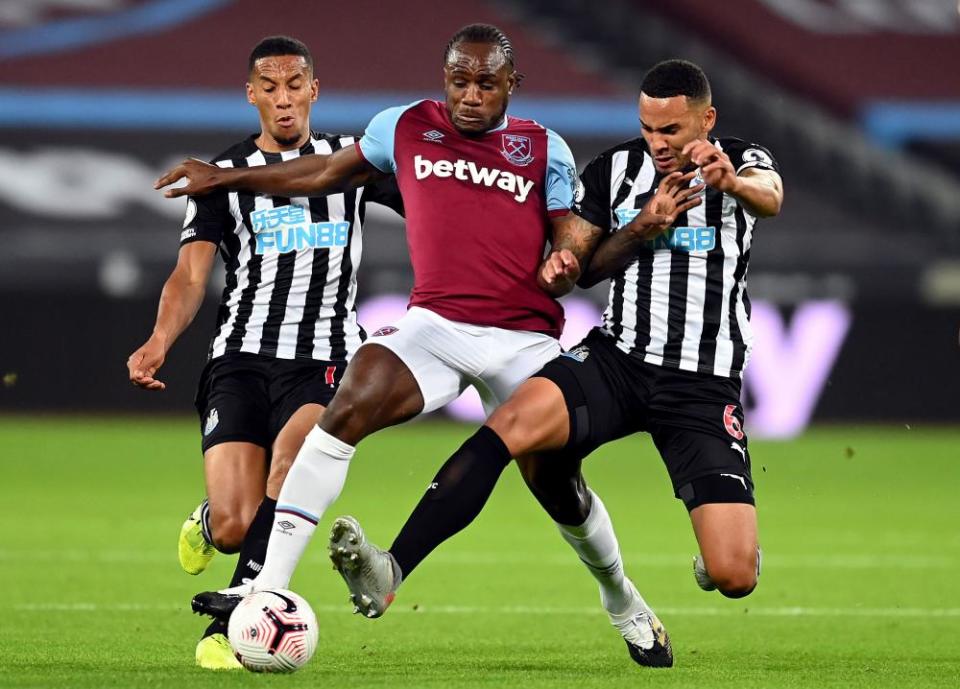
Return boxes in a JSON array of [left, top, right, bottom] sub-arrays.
[[1, 418, 957, 688]]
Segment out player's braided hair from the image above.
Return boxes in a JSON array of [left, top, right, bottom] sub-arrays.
[[641, 59, 711, 103], [248, 35, 313, 74], [443, 23, 525, 86]]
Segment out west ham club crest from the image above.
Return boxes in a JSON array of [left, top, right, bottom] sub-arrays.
[[500, 134, 534, 166]]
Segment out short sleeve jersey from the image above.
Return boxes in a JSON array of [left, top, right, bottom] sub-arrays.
[[179, 133, 403, 362], [355, 100, 577, 337], [574, 136, 779, 378]]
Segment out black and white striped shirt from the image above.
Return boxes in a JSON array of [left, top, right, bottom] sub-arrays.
[[575, 136, 779, 378], [180, 133, 403, 362]]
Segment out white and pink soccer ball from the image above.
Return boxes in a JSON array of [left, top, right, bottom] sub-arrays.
[[227, 589, 318, 673]]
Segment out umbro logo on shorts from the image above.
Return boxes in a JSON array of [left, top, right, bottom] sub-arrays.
[[372, 326, 399, 337]]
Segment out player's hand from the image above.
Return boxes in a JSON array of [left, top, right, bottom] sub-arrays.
[[682, 140, 738, 193], [154, 158, 221, 198], [625, 170, 704, 240], [127, 337, 168, 391], [538, 249, 580, 297]]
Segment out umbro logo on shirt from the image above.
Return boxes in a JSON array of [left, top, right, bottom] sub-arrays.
[[422, 130, 445, 143]]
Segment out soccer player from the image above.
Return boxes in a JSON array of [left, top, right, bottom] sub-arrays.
[[156, 24, 680, 666], [326, 59, 783, 665], [128, 35, 402, 669]]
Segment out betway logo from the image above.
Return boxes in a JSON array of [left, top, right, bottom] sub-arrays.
[[413, 155, 535, 203]]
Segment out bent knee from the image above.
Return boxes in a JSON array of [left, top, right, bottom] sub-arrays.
[[708, 561, 758, 598], [318, 397, 358, 435], [209, 511, 255, 553], [717, 575, 757, 599], [487, 404, 519, 436], [702, 547, 759, 598], [486, 406, 538, 456]]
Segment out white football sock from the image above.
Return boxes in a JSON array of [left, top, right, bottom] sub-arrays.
[[556, 489, 644, 616], [252, 426, 354, 589]]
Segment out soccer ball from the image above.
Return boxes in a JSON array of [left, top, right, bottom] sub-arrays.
[[227, 589, 319, 673]]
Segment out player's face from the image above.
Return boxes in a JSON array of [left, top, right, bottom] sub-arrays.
[[247, 55, 318, 151], [443, 42, 516, 135], [639, 93, 716, 173]]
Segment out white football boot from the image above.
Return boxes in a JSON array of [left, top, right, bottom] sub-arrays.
[[608, 579, 673, 667]]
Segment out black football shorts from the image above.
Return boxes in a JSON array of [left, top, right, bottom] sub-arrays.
[[534, 328, 754, 509], [194, 352, 345, 454]]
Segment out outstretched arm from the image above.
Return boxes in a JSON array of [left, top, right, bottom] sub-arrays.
[[155, 144, 386, 199], [578, 171, 703, 288], [127, 241, 216, 390]]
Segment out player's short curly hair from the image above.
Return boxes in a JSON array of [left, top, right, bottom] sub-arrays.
[[443, 23, 525, 86], [248, 35, 313, 74], [641, 59, 711, 103]]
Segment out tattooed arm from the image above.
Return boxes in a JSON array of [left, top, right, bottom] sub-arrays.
[[578, 170, 703, 287], [537, 213, 605, 298]]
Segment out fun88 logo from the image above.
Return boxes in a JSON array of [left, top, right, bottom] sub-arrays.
[[649, 226, 716, 253], [613, 209, 715, 253], [251, 205, 348, 255]]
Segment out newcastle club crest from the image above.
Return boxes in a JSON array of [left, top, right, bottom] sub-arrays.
[[500, 134, 534, 166]]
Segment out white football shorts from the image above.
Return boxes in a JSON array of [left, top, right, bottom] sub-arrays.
[[361, 306, 561, 416]]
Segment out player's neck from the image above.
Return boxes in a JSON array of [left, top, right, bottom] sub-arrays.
[[255, 129, 311, 154]]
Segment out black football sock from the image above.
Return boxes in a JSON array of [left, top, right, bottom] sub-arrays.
[[228, 496, 277, 588], [202, 617, 227, 640], [389, 426, 512, 579]]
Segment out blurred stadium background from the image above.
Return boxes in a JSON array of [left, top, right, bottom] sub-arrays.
[[1, 2, 958, 687], [1, 0, 958, 432]]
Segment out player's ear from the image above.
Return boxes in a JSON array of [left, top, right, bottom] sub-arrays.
[[507, 70, 518, 95], [701, 105, 717, 134], [310, 78, 319, 103], [246, 82, 256, 106]]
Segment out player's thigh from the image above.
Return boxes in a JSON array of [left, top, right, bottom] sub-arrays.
[[266, 358, 344, 489], [196, 356, 272, 536], [486, 377, 571, 456], [507, 333, 638, 460], [324, 308, 468, 438], [203, 441, 268, 550], [651, 424, 755, 510], [689, 502, 758, 581], [195, 355, 272, 454], [652, 425, 758, 590], [480, 330, 573, 455]]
